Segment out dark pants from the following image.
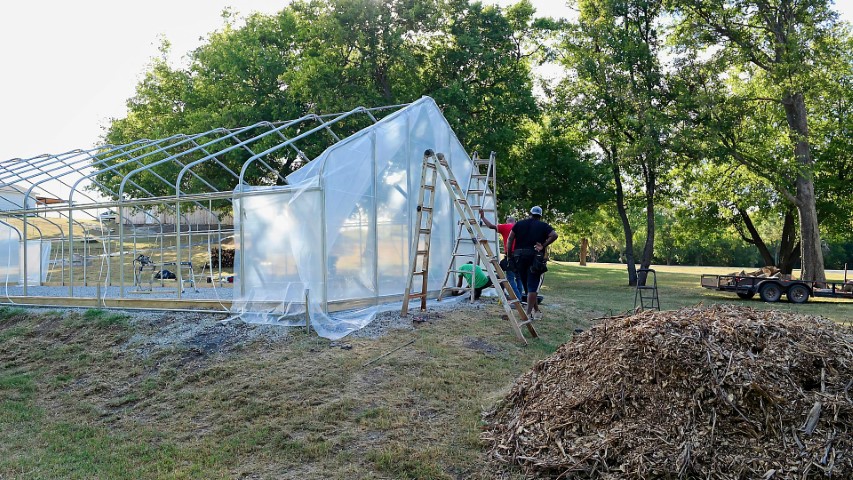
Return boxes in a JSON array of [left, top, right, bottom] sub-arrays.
[[513, 250, 543, 294], [473, 278, 494, 299]]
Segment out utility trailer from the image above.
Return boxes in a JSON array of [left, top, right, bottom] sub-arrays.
[[701, 274, 853, 304]]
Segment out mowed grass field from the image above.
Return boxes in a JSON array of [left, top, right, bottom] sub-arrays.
[[0, 262, 850, 479]]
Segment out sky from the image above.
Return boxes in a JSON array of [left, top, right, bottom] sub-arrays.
[[0, 0, 850, 164]]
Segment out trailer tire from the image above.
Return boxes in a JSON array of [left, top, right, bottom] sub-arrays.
[[787, 284, 810, 304], [759, 282, 782, 302], [737, 291, 756, 299]]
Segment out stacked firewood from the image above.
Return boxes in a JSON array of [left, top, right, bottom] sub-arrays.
[[483, 305, 852, 479], [732, 266, 786, 279], [207, 246, 235, 268]]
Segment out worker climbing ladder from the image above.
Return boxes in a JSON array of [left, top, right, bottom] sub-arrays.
[[434, 152, 537, 343], [401, 150, 439, 316]]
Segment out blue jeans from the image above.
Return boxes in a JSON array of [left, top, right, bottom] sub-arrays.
[[506, 268, 525, 299]]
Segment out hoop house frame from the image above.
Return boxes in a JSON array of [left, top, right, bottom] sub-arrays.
[[0, 97, 476, 339]]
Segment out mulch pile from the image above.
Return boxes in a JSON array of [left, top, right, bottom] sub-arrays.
[[483, 305, 853, 479]]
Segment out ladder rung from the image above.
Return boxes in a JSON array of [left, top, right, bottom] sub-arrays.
[[408, 293, 427, 299], [468, 190, 485, 195], [419, 229, 432, 234], [423, 185, 435, 191], [452, 252, 476, 257], [474, 159, 491, 165], [412, 271, 426, 276], [420, 207, 433, 212], [416, 250, 429, 255]]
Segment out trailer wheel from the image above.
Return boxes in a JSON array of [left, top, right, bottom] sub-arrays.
[[759, 282, 782, 302], [787, 284, 810, 304], [737, 291, 756, 299]]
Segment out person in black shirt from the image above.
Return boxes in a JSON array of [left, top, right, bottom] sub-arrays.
[[507, 206, 557, 320]]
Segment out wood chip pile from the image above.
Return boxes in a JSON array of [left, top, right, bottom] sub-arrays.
[[483, 305, 852, 479]]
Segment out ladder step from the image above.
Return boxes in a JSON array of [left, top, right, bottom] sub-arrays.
[[419, 229, 432, 234], [416, 250, 429, 255], [412, 271, 426, 276], [407, 293, 427, 299], [424, 185, 435, 191], [468, 190, 485, 195], [474, 159, 491, 165]]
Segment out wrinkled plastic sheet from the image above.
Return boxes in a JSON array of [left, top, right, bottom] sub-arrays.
[[231, 97, 476, 339]]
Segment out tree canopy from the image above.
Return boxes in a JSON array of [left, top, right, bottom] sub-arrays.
[[99, 0, 853, 273]]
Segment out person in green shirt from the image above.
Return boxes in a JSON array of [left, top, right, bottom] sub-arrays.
[[455, 261, 493, 299]]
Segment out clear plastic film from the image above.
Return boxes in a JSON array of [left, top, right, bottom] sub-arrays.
[[232, 97, 473, 339]]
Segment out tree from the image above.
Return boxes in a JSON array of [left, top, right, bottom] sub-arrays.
[[99, 0, 542, 206], [668, 0, 847, 282], [557, 0, 677, 285], [502, 117, 610, 217]]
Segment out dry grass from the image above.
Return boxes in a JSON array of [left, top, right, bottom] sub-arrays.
[[0, 262, 850, 479]]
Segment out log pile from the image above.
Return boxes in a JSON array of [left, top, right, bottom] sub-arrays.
[[483, 305, 852, 479], [733, 266, 786, 279], [207, 246, 235, 268]]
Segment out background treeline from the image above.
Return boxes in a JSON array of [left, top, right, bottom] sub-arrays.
[[100, 0, 853, 279]]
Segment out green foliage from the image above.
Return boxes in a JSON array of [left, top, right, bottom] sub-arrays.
[[99, 0, 541, 206], [92, 0, 853, 271]]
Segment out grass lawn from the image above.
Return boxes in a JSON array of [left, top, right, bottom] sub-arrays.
[[0, 262, 850, 479]]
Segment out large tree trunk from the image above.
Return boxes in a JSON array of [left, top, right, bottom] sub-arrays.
[[782, 93, 826, 283], [778, 209, 800, 275], [612, 161, 637, 286], [736, 207, 775, 266], [580, 238, 589, 266], [638, 163, 655, 286]]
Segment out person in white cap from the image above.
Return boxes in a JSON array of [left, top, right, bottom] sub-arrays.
[[506, 205, 557, 319]]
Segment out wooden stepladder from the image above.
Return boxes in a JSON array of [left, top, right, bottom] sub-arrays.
[[432, 153, 537, 344], [437, 151, 498, 302], [401, 150, 439, 316]]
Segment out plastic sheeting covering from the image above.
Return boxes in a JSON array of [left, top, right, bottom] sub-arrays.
[[0, 223, 51, 287], [231, 97, 474, 339]]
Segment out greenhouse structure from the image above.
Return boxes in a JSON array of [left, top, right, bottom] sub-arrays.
[[0, 96, 493, 339]]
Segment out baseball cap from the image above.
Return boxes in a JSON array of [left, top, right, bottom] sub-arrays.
[[530, 205, 542, 215]]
